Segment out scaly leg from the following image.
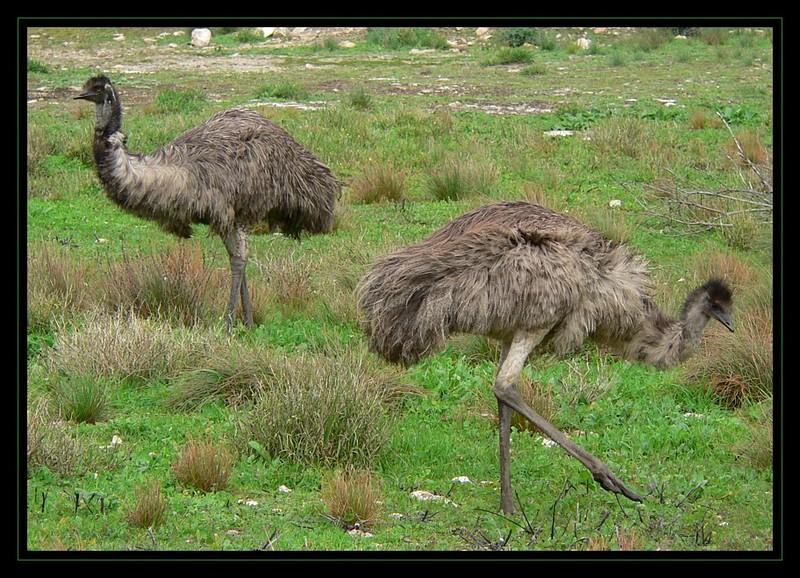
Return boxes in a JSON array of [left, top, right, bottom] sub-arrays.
[[496, 343, 515, 514], [493, 330, 642, 514], [223, 226, 253, 332]]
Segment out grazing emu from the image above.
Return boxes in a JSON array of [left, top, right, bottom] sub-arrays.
[[356, 201, 734, 514], [75, 75, 339, 331]]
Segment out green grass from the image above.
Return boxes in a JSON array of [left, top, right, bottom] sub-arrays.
[[24, 25, 775, 556]]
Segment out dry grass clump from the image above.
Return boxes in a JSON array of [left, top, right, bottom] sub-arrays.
[[43, 309, 206, 385], [236, 345, 401, 467], [167, 340, 280, 410], [521, 179, 567, 213], [104, 244, 223, 327], [688, 108, 723, 130], [126, 481, 168, 529], [691, 248, 758, 292], [251, 250, 319, 317], [321, 466, 382, 530], [173, 437, 236, 493], [690, 308, 772, 409], [26, 395, 86, 476], [589, 116, 673, 168], [350, 162, 408, 204], [727, 130, 768, 167], [426, 155, 500, 201], [577, 204, 638, 244], [585, 526, 645, 551], [735, 399, 772, 470], [27, 240, 97, 333]]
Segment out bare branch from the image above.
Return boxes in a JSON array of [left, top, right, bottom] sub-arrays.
[[628, 122, 773, 235]]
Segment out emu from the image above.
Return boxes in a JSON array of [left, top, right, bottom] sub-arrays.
[[356, 201, 734, 514], [75, 75, 339, 331]]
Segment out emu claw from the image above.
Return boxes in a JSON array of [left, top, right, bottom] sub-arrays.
[[592, 467, 643, 503]]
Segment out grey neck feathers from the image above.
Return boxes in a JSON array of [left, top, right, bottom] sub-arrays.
[[623, 291, 711, 369]]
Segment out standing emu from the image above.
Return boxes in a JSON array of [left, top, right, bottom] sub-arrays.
[[356, 201, 734, 514], [75, 75, 339, 331]]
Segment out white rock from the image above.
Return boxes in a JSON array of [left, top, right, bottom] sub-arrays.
[[278, 484, 292, 493], [411, 490, 439, 501], [191, 28, 212, 47], [257, 27, 276, 38], [451, 476, 472, 484]]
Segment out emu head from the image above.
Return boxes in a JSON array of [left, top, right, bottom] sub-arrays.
[[74, 75, 117, 105], [698, 278, 735, 332], [74, 76, 121, 133]]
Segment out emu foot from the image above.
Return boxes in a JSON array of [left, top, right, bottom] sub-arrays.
[[589, 463, 642, 503]]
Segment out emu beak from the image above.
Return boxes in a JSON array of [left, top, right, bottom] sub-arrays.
[[74, 91, 91, 100], [711, 308, 734, 332]]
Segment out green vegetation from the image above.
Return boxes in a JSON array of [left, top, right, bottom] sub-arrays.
[[24, 25, 775, 555], [366, 27, 449, 50]]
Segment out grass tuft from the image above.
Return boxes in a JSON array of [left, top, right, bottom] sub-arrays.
[[235, 345, 401, 467], [257, 82, 310, 102], [346, 86, 374, 111], [321, 466, 382, 530], [366, 27, 448, 50], [167, 340, 278, 410], [46, 373, 113, 424], [154, 87, 208, 114], [173, 437, 236, 493], [735, 399, 772, 469], [104, 244, 220, 327], [511, 378, 557, 434], [426, 155, 499, 201], [126, 481, 168, 529], [43, 309, 204, 385], [26, 395, 86, 476], [350, 162, 407, 204], [27, 240, 95, 329], [482, 47, 534, 66]]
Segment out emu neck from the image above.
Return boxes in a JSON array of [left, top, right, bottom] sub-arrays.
[[678, 293, 712, 350], [622, 295, 710, 370], [94, 97, 123, 138]]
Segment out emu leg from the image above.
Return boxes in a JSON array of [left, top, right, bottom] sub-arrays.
[[496, 343, 516, 514], [239, 265, 253, 328], [223, 226, 253, 331], [497, 398, 515, 514], [493, 331, 642, 514]]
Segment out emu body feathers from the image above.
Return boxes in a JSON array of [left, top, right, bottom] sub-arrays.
[[357, 202, 732, 369]]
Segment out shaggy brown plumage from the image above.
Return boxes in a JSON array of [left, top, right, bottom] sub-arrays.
[[76, 75, 339, 330], [356, 201, 734, 513]]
